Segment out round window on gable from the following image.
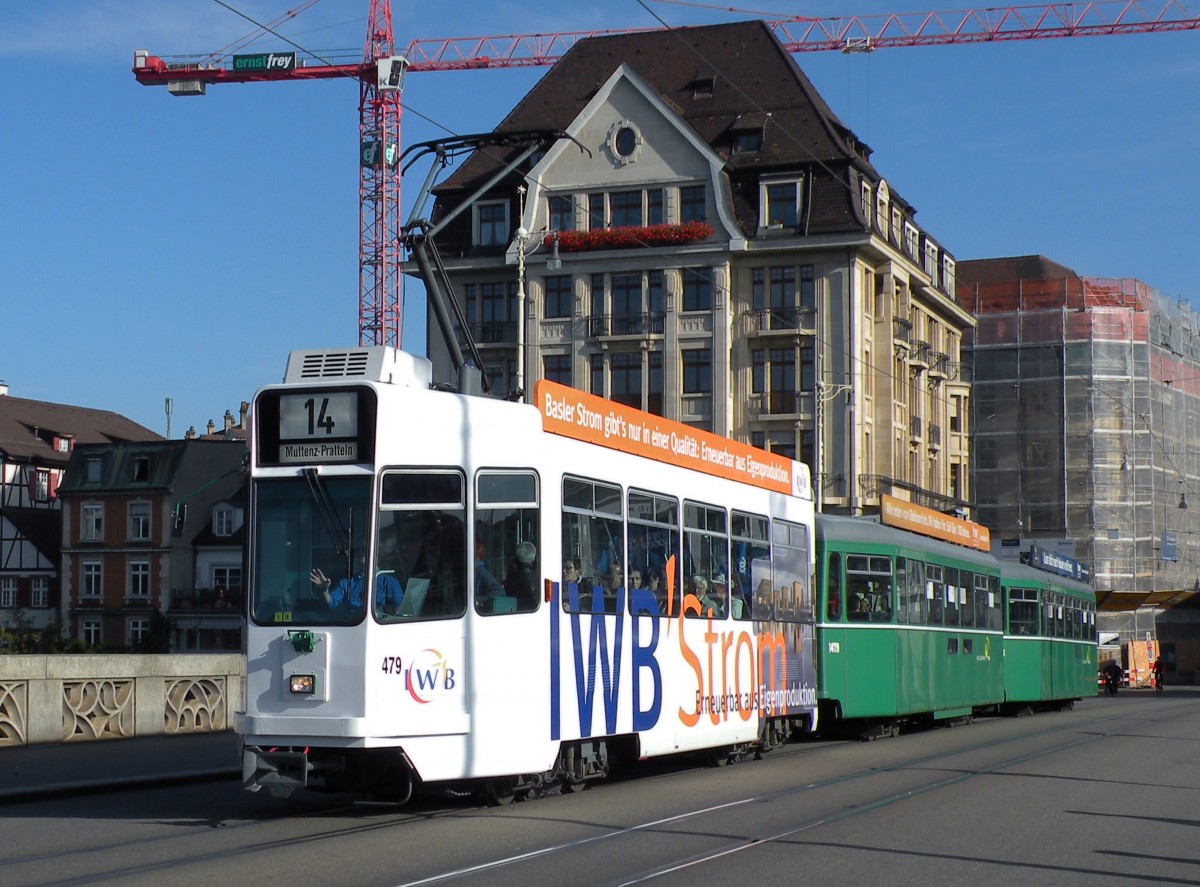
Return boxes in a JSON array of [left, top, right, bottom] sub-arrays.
[[607, 120, 642, 165], [615, 127, 637, 157]]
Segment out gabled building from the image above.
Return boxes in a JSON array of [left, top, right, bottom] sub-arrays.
[[0, 387, 160, 635], [56, 439, 245, 649], [414, 20, 973, 515]]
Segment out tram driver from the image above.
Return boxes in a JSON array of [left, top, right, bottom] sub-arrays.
[[310, 549, 404, 613]]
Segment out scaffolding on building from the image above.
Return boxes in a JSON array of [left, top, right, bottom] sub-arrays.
[[960, 263, 1200, 611]]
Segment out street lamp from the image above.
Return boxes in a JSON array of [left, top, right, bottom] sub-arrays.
[[511, 186, 560, 402]]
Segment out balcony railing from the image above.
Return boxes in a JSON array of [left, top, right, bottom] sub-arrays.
[[469, 321, 518, 345], [749, 390, 809, 417], [585, 312, 666, 338], [929, 423, 942, 448], [910, 415, 922, 439], [859, 474, 966, 514], [745, 306, 816, 334]]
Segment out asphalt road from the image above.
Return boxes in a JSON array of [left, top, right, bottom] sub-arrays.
[[1, 689, 1193, 887]]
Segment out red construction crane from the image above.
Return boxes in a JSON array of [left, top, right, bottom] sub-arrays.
[[132, 0, 1200, 347]]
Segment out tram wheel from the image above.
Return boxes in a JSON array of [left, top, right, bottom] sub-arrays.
[[480, 778, 519, 807]]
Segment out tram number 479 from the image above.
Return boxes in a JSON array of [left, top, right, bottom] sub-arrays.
[[827, 641, 841, 654], [381, 656, 404, 675]]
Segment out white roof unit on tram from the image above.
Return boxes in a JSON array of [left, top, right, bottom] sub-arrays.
[[283, 347, 432, 388]]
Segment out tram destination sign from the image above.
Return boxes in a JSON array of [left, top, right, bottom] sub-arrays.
[[255, 387, 375, 467]]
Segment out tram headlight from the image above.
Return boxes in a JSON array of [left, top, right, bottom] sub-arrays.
[[290, 674, 316, 695]]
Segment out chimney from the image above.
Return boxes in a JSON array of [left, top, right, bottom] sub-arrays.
[[224, 409, 234, 431], [185, 426, 197, 440], [207, 419, 215, 436], [240, 401, 250, 430], [0, 380, 8, 397]]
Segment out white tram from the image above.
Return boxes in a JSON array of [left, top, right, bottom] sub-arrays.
[[241, 347, 817, 802]]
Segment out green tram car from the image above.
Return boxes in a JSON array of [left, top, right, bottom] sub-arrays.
[[815, 514, 1005, 736], [999, 559, 1097, 712], [814, 510, 1098, 737]]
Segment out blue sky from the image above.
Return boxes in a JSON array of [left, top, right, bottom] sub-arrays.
[[3, 0, 1199, 436]]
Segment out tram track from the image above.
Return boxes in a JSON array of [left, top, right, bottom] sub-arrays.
[[397, 698, 1180, 887], [4, 696, 1185, 887]]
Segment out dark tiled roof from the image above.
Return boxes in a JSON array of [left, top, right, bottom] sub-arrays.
[[2, 507, 60, 562], [433, 20, 876, 240], [0, 395, 161, 467], [957, 256, 1081, 285]]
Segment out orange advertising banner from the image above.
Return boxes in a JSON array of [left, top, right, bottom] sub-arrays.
[[534, 380, 810, 499], [880, 494, 991, 552]]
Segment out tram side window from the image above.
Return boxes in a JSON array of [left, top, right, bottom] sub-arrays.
[[627, 489, 680, 617], [895, 559, 908, 624], [988, 575, 1003, 630], [683, 501, 729, 618], [474, 471, 540, 616], [731, 511, 770, 621], [562, 476, 624, 615], [905, 559, 927, 624], [926, 564, 944, 625], [959, 571, 975, 628], [973, 574, 990, 628], [845, 555, 893, 622], [1008, 587, 1038, 635], [946, 568, 964, 626], [375, 471, 467, 621], [771, 518, 811, 623], [826, 551, 843, 621]]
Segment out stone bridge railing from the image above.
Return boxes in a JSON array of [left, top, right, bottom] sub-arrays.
[[0, 654, 244, 747]]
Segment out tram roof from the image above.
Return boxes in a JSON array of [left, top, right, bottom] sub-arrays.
[[816, 513, 997, 568], [998, 560, 1094, 598]]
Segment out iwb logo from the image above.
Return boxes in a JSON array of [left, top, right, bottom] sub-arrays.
[[406, 648, 456, 703], [550, 584, 662, 739]]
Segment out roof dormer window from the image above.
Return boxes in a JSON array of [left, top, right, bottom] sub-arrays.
[[692, 74, 715, 98], [132, 455, 151, 483]]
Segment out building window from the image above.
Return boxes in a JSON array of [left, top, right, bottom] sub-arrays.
[[128, 618, 150, 647], [213, 565, 242, 592], [31, 578, 48, 608], [129, 560, 150, 598], [648, 351, 663, 416], [475, 201, 508, 247], [682, 348, 713, 394], [81, 618, 101, 648], [55, 436, 72, 453], [82, 503, 103, 542], [547, 195, 573, 233], [213, 507, 234, 537], [681, 268, 712, 312], [800, 265, 815, 309], [615, 127, 636, 157], [82, 561, 102, 598], [762, 181, 799, 228], [680, 185, 706, 223], [0, 578, 15, 609], [924, 240, 940, 284], [611, 352, 642, 409], [904, 223, 920, 259], [131, 455, 151, 482], [610, 190, 643, 227], [129, 502, 151, 541], [732, 129, 762, 153], [647, 189, 664, 225], [85, 457, 103, 484], [544, 275, 573, 319], [32, 469, 50, 503], [588, 193, 605, 230], [544, 354, 572, 387]]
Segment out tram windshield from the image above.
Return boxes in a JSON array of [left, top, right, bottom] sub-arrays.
[[250, 475, 372, 626]]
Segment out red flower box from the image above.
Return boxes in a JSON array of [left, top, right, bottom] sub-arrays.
[[545, 221, 713, 253]]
